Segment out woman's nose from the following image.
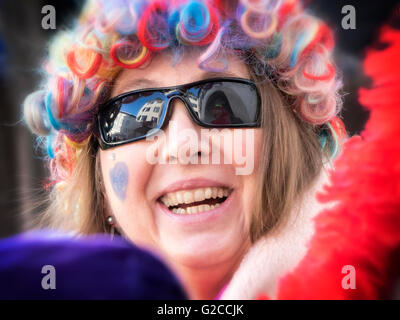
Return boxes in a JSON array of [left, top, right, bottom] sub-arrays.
[[161, 98, 207, 164], [167, 97, 196, 130]]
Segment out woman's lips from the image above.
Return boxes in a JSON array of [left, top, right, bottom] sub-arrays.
[[155, 178, 233, 201]]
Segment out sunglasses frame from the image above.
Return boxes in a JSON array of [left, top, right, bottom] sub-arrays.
[[97, 77, 262, 149]]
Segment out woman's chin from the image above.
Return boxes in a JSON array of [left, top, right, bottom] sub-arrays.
[[160, 233, 244, 269]]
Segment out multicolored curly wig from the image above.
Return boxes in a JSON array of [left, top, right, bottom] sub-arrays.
[[23, 0, 345, 192]]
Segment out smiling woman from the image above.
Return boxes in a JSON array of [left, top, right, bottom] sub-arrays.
[[23, 0, 346, 299]]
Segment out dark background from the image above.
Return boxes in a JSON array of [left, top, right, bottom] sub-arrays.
[[0, 0, 398, 238]]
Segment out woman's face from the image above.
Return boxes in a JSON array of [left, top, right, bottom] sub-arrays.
[[99, 51, 262, 269]]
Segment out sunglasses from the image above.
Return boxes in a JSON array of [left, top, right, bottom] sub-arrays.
[[97, 77, 261, 149]]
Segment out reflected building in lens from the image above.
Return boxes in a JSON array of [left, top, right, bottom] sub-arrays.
[[107, 99, 164, 139], [106, 98, 165, 141], [187, 92, 200, 118], [107, 95, 199, 141], [136, 98, 164, 123]]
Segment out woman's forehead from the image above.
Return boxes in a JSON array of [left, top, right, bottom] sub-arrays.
[[111, 51, 250, 97]]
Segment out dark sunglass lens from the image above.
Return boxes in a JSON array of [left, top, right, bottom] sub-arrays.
[[100, 92, 167, 144], [194, 81, 259, 126]]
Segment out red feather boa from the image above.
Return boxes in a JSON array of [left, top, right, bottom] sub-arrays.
[[260, 26, 400, 299]]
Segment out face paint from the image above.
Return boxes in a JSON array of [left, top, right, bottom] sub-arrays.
[[109, 162, 128, 201]]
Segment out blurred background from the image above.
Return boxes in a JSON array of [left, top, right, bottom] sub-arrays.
[[0, 0, 399, 238]]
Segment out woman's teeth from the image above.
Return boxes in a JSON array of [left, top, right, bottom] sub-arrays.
[[171, 203, 221, 214], [160, 187, 231, 214]]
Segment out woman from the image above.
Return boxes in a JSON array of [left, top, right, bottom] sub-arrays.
[[23, 0, 345, 299]]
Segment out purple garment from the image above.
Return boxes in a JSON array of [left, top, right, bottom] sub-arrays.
[[0, 230, 187, 300]]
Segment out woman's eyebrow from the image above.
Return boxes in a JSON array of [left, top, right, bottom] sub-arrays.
[[116, 78, 160, 93], [194, 71, 244, 81]]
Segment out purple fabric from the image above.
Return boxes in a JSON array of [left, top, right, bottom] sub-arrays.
[[0, 230, 187, 300]]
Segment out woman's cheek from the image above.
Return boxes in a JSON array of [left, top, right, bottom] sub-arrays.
[[101, 145, 152, 206], [230, 128, 261, 176], [236, 129, 261, 229], [107, 146, 159, 246]]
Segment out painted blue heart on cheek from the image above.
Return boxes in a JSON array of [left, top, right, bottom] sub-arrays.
[[109, 162, 129, 202]]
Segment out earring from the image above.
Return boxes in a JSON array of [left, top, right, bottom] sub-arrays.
[[106, 215, 115, 240]]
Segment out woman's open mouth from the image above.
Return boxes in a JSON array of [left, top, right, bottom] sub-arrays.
[[159, 187, 233, 215]]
